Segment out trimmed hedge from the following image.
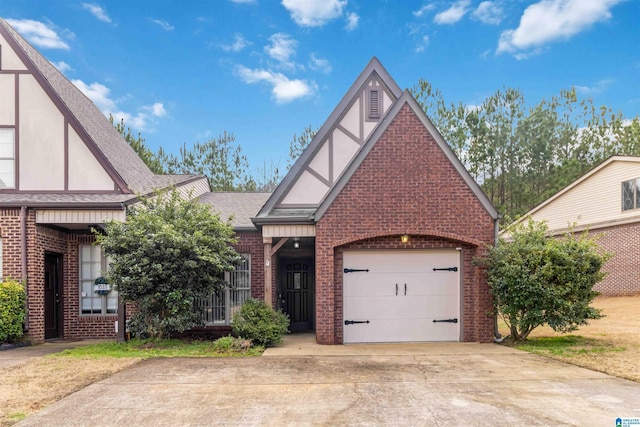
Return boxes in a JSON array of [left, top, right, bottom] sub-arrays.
[[0, 279, 26, 343], [231, 299, 289, 347]]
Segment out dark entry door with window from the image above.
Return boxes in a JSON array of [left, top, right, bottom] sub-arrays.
[[280, 259, 313, 331], [44, 253, 62, 339]]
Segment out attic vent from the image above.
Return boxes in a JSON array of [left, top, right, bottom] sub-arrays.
[[366, 87, 382, 121]]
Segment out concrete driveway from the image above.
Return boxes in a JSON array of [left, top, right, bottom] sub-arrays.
[[17, 335, 640, 426]]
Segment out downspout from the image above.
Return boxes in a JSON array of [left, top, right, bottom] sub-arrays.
[[20, 206, 29, 330], [493, 214, 503, 343]]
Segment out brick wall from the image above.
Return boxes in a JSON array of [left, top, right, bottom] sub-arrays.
[[235, 231, 264, 301], [315, 103, 496, 344], [588, 223, 640, 296]]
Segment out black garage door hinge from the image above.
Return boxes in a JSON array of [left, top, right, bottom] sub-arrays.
[[344, 320, 370, 325], [433, 318, 458, 323], [433, 267, 458, 272], [344, 268, 370, 273]]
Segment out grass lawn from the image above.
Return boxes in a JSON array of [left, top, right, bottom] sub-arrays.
[[499, 295, 640, 383], [0, 337, 263, 426]]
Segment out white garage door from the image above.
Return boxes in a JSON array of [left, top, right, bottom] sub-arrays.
[[343, 250, 460, 343]]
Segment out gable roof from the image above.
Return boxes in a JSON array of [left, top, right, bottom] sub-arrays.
[[254, 57, 498, 225], [199, 192, 271, 230], [504, 156, 640, 234], [315, 90, 498, 220], [254, 57, 402, 221], [0, 18, 200, 197]]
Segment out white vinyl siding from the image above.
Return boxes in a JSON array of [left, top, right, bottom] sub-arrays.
[[79, 244, 117, 315], [197, 254, 251, 325], [0, 128, 15, 189], [527, 160, 640, 233]]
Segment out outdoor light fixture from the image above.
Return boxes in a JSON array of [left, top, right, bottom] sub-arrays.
[[401, 234, 409, 243], [293, 238, 300, 249]]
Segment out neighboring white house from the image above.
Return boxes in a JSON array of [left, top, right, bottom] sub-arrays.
[[506, 156, 640, 296]]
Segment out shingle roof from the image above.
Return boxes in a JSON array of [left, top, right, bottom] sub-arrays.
[[199, 192, 271, 230], [0, 18, 208, 203]]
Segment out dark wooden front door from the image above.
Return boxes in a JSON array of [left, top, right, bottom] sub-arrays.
[[44, 253, 62, 339], [280, 259, 313, 331]]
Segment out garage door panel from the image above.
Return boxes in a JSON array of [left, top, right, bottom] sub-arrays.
[[343, 318, 458, 343], [343, 250, 460, 344]]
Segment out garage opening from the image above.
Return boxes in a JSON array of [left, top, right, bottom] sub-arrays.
[[342, 249, 461, 343]]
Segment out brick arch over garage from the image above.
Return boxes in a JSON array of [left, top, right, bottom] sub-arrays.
[[316, 234, 492, 344]]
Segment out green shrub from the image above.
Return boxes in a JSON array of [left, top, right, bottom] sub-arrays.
[[0, 279, 26, 343], [211, 335, 252, 353], [231, 299, 289, 347]]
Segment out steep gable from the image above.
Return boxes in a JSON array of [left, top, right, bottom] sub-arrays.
[[0, 18, 157, 194], [255, 57, 402, 220]]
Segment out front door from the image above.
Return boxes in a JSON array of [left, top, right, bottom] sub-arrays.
[[280, 259, 313, 331], [44, 253, 62, 339]]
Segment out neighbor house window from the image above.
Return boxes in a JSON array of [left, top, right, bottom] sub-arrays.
[[0, 128, 15, 189], [79, 244, 117, 315], [197, 254, 251, 325], [622, 178, 640, 211]]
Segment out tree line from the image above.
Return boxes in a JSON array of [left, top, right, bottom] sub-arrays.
[[114, 79, 640, 223], [411, 80, 640, 222]]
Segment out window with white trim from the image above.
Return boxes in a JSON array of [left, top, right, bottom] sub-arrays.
[[197, 254, 251, 325], [79, 244, 118, 315], [622, 178, 640, 211], [0, 128, 15, 189]]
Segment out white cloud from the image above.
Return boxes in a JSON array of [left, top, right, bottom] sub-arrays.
[[81, 3, 112, 23], [309, 53, 332, 73], [415, 35, 430, 53], [54, 61, 72, 72], [222, 34, 251, 52], [236, 65, 316, 103], [72, 79, 166, 131], [265, 33, 298, 69], [413, 4, 436, 17], [434, 0, 471, 24], [345, 12, 359, 30], [6, 19, 70, 50], [150, 19, 174, 31], [575, 78, 614, 95], [472, 1, 504, 25], [282, 0, 347, 27], [497, 0, 623, 56]]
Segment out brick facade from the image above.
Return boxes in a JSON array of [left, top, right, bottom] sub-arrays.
[[1, 208, 117, 343], [315, 104, 496, 344], [589, 223, 640, 296]]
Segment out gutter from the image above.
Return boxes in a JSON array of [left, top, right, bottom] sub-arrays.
[[20, 206, 29, 330], [493, 214, 504, 343]]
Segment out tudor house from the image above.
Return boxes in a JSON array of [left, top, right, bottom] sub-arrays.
[[0, 18, 210, 343], [1, 15, 500, 345]]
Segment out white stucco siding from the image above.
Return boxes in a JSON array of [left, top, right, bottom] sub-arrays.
[[308, 139, 330, 181], [0, 74, 15, 125], [19, 74, 64, 190], [280, 170, 329, 205], [383, 90, 393, 115], [332, 128, 360, 180], [530, 160, 640, 232], [0, 34, 27, 70], [67, 125, 114, 190], [340, 98, 361, 140]]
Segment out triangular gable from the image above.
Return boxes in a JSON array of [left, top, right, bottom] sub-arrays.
[[314, 90, 499, 220], [0, 18, 157, 194], [256, 57, 402, 220]]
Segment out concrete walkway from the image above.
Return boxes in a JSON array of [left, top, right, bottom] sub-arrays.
[[0, 339, 109, 369], [16, 334, 640, 426]]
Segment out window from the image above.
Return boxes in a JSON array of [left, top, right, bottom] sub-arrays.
[[79, 244, 118, 315], [622, 178, 640, 211], [366, 86, 382, 121], [197, 254, 251, 325], [0, 128, 15, 189]]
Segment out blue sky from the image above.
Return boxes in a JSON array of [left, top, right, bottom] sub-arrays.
[[2, 0, 639, 173]]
